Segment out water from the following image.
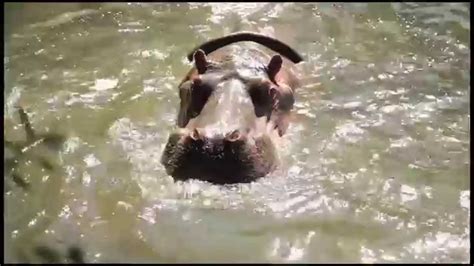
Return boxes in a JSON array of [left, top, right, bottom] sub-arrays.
[[4, 3, 470, 263]]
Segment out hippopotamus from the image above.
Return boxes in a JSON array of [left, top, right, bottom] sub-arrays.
[[161, 32, 303, 184]]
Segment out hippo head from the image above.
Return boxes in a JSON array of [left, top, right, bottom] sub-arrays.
[[161, 47, 297, 184]]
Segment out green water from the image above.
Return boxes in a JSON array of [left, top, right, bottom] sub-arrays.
[[4, 3, 470, 263]]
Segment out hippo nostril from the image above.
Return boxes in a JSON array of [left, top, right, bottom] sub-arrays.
[[225, 129, 241, 142], [192, 77, 202, 86], [190, 128, 201, 141]]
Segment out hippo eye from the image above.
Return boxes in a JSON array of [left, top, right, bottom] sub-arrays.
[[189, 79, 213, 118], [248, 81, 273, 118]]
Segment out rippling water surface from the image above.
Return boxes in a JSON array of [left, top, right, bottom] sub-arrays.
[[4, 3, 470, 263]]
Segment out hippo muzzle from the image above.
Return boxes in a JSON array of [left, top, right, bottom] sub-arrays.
[[161, 32, 303, 184]]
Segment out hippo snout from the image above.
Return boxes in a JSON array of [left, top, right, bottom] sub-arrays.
[[161, 128, 277, 184], [187, 128, 245, 144]]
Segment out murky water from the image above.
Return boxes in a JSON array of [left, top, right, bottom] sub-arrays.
[[4, 3, 470, 263]]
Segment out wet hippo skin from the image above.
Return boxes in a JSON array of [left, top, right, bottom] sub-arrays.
[[161, 32, 304, 184]]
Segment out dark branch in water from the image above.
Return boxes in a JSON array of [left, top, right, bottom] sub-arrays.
[[38, 157, 55, 171], [6, 108, 82, 263], [5, 141, 29, 191], [42, 133, 66, 152], [11, 172, 30, 190], [4, 106, 64, 191], [17, 106, 36, 144]]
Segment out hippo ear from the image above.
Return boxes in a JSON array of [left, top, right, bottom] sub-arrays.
[[267, 55, 282, 81], [193, 49, 208, 74]]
